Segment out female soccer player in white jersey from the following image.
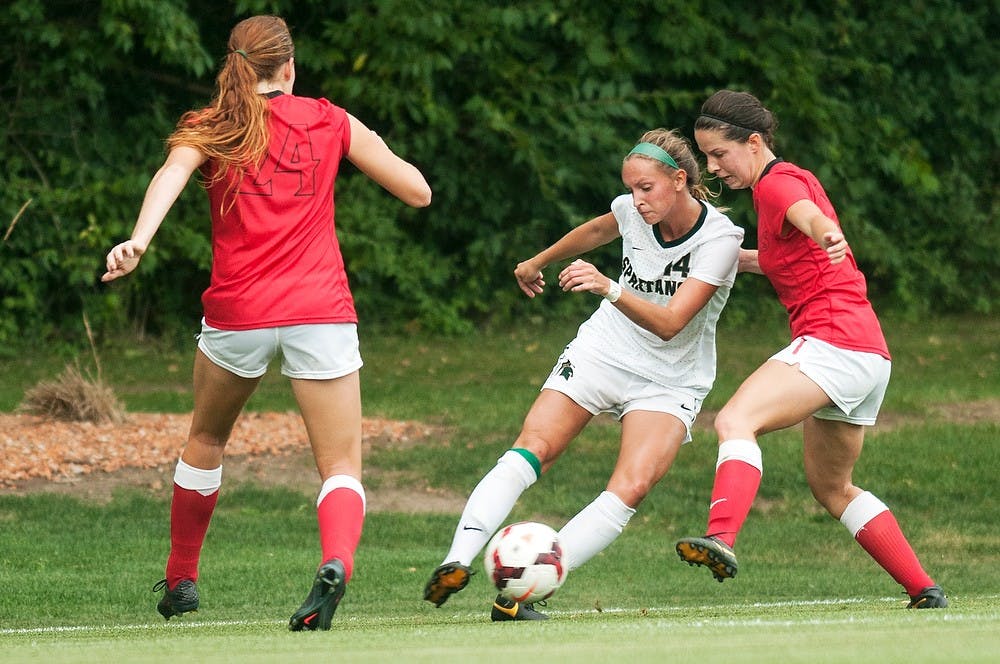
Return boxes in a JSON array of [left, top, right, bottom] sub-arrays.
[[424, 128, 744, 620]]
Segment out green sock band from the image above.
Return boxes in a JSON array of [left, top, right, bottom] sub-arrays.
[[510, 447, 542, 479]]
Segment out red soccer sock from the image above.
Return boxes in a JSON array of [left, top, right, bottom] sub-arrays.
[[853, 510, 935, 596], [705, 459, 762, 548], [317, 484, 366, 582], [165, 484, 219, 587]]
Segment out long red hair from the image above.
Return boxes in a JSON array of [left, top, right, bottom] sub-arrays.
[[167, 16, 295, 185]]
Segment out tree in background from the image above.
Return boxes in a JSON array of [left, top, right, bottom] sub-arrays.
[[1, 0, 996, 347]]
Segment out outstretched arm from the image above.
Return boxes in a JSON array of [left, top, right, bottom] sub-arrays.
[[785, 199, 849, 264], [514, 212, 620, 297], [102, 145, 205, 282], [345, 114, 432, 208]]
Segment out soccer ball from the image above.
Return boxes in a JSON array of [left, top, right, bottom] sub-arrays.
[[484, 521, 567, 603]]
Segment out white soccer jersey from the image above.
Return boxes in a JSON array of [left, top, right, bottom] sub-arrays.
[[570, 195, 743, 401]]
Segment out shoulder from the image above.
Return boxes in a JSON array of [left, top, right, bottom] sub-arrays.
[[274, 95, 348, 120], [755, 161, 817, 212], [313, 96, 347, 115], [610, 193, 638, 226], [758, 161, 818, 192], [693, 201, 745, 244], [702, 201, 742, 231], [610, 193, 633, 215]]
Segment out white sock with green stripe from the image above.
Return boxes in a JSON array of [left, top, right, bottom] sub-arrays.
[[442, 448, 540, 566], [558, 490, 635, 571]]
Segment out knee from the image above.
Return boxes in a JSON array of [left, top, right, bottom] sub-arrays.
[[713, 405, 744, 441], [182, 432, 228, 469], [606, 476, 653, 508], [807, 477, 854, 517], [512, 433, 558, 469], [807, 481, 829, 508], [188, 430, 229, 451]]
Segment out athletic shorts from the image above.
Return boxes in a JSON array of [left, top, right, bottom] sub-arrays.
[[197, 319, 363, 380], [769, 336, 891, 425], [540, 346, 699, 443]]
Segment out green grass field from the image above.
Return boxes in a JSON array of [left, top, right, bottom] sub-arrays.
[[2, 314, 998, 662]]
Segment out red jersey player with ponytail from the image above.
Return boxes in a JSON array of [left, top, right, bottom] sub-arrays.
[[103, 15, 431, 630], [674, 89, 947, 609]]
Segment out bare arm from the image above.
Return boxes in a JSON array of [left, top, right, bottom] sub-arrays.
[[102, 145, 205, 282], [785, 199, 849, 264], [346, 114, 432, 208], [514, 212, 620, 297], [558, 259, 720, 341], [738, 249, 762, 274]]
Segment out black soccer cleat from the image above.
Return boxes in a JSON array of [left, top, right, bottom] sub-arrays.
[[153, 578, 199, 620], [289, 559, 347, 631], [676, 535, 739, 582], [907, 584, 948, 609], [424, 561, 473, 608], [491, 594, 549, 621]]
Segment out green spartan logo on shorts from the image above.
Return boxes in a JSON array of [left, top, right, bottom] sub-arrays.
[[558, 359, 574, 380]]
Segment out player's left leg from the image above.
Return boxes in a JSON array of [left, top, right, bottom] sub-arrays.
[[558, 410, 684, 571], [288, 371, 364, 630], [158, 349, 261, 619], [804, 417, 945, 608], [802, 415, 865, 517]]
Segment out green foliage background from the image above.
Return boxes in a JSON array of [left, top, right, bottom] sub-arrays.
[[1, 0, 997, 343]]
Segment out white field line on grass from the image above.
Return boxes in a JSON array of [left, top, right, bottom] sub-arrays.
[[4, 595, 999, 637], [0, 619, 285, 636]]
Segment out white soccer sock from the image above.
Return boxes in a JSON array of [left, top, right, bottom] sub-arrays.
[[839, 491, 889, 537], [317, 474, 367, 513], [442, 449, 539, 566], [174, 458, 222, 496], [717, 438, 763, 472], [558, 491, 636, 571]]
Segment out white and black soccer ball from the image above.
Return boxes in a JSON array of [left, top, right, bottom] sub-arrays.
[[484, 521, 567, 603]]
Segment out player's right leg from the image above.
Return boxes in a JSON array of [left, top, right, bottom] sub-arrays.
[[153, 578, 200, 620], [424, 390, 590, 607], [677, 358, 829, 581], [289, 559, 348, 631], [291, 371, 365, 585], [284, 325, 366, 629], [490, 595, 550, 621]]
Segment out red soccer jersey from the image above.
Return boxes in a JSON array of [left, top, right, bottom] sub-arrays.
[[200, 93, 355, 330], [753, 160, 890, 359]]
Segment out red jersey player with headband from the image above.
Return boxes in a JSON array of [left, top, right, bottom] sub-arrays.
[[103, 15, 431, 630], [674, 89, 947, 609]]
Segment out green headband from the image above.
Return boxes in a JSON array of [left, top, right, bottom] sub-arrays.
[[628, 142, 680, 170]]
